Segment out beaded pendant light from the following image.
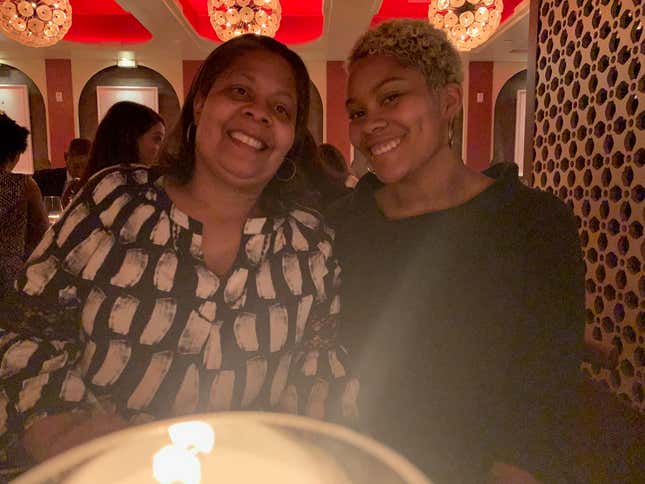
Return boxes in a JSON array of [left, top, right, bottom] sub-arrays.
[[208, 0, 281, 41], [0, 0, 72, 47], [428, 0, 504, 51]]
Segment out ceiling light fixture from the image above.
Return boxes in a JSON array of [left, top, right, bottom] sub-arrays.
[[208, 0, 282, 42], [428, 0, 503, 52], [0, 0, 72, 48]]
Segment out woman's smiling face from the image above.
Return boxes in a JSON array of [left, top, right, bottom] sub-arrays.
[[192, 49, 297, 192], [346, 55, 454, 185]]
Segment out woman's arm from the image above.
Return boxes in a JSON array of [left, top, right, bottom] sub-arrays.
[[496, 197, 585, 483], [22, 409, 127, 462], [1, 172, 130, 463], [24, 176, 49, 256], [279, 217, 359, 421]]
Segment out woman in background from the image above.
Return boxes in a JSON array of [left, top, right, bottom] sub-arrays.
[[296, 134, 353, 209], [338, 19, 584, 483], [82, 100, 166, 181], [0, 35, 355, 472], [318, 144, 358, 188], [0, 113, 48, 298]]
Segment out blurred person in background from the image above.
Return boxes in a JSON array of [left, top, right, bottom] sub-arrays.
[[82, 101, 166, 182], [61, 138, 91, 206], [32, 139, 90, 200], [298, 135, 356, 209], [0, 112, 48, 298], [318, 143, 358, 190]]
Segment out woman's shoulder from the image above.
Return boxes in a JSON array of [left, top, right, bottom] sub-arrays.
[[484, 165, 579, 248], [85, 164, 156, 189], [484, 163, 574, 222], [0, 173, 27, 210], [0, 171, 27, 188], [508, 177, 577, 230], [80, 164, 162, 206]]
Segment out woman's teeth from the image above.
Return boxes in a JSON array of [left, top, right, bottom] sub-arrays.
[[371, 138, 401, 156], [230, 131, 265, 150]]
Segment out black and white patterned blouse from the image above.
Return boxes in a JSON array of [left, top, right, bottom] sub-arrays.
[[0, 166, 357, 459]]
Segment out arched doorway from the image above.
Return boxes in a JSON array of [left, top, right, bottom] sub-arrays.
[[492, 70, 528, 165], [78, 65, 181, 140], [0, 63, 48, 169]]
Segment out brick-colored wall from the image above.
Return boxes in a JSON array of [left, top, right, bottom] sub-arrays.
[[45, 59, 75, 168]]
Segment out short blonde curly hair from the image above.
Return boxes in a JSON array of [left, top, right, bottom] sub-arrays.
[[348, 19, 463, 89]]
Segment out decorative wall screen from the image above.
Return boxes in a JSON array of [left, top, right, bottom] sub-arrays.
[[531, 0, 643, 410]]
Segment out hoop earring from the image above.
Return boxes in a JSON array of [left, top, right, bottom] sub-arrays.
[[448, 119, 455, 148], [276, 158, 296, 182], [185, 122, 197, 146]]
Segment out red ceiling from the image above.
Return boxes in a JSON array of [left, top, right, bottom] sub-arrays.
[[178, 0, 324, 44], [61, 0, 524, 46], [65, 0, 152, 43], [372, 0, 525, 27]]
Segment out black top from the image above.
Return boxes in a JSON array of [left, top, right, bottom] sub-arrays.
[[335, 163, 585, 483], [0, 173, 28, 298]]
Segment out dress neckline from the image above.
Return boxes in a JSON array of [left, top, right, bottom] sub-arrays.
[[153, 174, 274, 237]]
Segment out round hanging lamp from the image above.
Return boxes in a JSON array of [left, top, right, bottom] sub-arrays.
[[208, 0, 282, 42], [0, 0, 72, 47], [428, 0, 503, 51]]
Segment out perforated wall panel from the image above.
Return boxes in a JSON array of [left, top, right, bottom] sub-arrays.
[[531, 0, 644, 410]]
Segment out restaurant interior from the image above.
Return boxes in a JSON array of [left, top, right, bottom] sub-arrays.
[[0, 0, 642, 482]]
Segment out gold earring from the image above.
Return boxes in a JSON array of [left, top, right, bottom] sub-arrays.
[[448, 119, 455, 148], [185, 122, 196, 146]]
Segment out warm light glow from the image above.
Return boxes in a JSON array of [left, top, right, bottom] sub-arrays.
[[116, 51, 136, 68], [208, 0, 281, 41], [168, 421, 215, 454], [152, 421, 215, 484], [0, 0, 72, 47], [428, 0, 503, 51], [153, 445, 201, 484]]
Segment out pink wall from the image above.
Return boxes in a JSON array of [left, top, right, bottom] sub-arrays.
[[325, 61, 350, 161], [466, 61, 494, 171], [45, 59, 75, 168]]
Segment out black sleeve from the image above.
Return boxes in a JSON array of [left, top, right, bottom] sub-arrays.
[[503, 195, 585, 483]]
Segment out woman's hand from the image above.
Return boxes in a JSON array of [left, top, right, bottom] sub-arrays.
[[23, 411, 128, 463]]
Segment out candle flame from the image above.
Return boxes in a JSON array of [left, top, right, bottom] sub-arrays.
[[152, 421, 215, 484]]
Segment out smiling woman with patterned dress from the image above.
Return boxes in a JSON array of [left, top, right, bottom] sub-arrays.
[[336, 19, 585, 484], [0, 35, 356, 471]]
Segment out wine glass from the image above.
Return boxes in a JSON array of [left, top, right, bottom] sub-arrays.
[[43, 196, 63, 225]]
